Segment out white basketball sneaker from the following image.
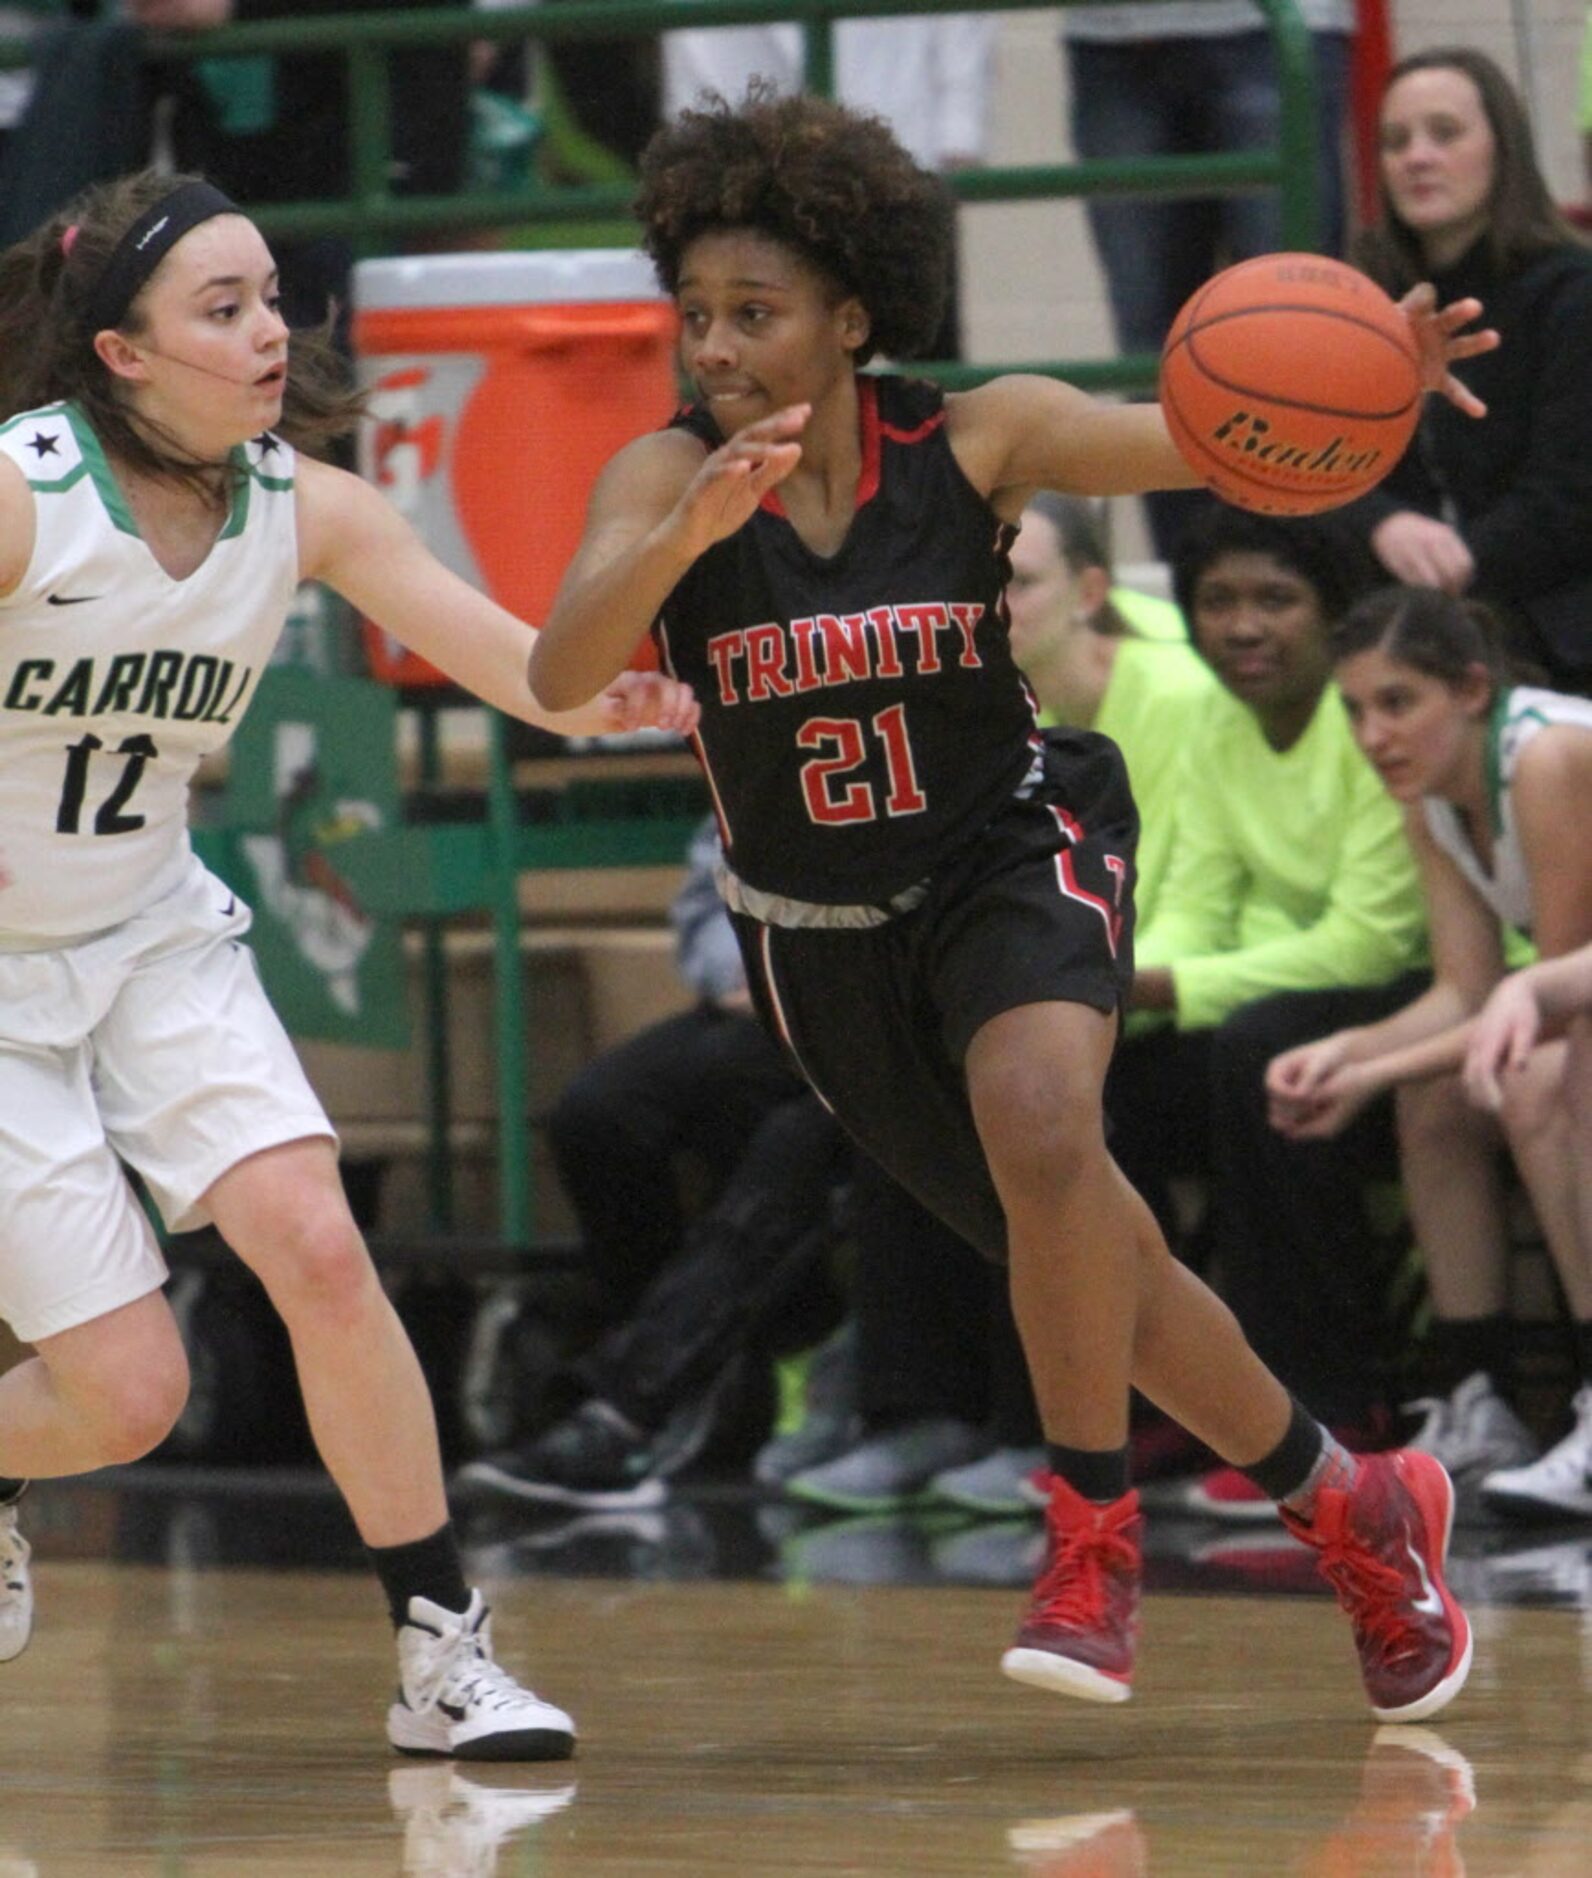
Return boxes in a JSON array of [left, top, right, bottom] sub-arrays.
[[0, 1497, 33, 1665], [387, 1591, 576, 1762], [1482, 1385, 1592, 1522]]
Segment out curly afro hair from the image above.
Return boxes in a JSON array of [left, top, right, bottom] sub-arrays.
[[635, 87, 955, 364]]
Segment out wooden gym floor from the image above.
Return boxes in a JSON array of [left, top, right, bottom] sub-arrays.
[[4, 1469, 1591, 1875]]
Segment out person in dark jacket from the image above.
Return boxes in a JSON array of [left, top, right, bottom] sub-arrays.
[[126, 0, 471, 341], [1343, 45, 1592, 691]]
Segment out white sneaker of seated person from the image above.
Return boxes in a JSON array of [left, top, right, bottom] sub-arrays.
[[1481, 1385, 1592, 1522]]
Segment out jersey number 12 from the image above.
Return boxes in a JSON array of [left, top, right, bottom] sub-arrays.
[[56, 732, 157, 835]]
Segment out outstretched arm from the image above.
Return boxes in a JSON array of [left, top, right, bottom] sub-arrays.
[[529, 406, 807, 712], [297, 459, 698, 738], [949, 288, 1498, 519]]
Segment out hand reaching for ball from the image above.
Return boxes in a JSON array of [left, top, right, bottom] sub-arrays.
[[1399, 282, 1499, 418], [1159, 253, 1500, 518]]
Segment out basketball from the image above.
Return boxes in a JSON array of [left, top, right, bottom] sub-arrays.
[[1159, 253, 1422, 516]]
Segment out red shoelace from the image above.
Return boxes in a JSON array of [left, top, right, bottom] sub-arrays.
[[1030, 1517, 1139, 1629], [1314, 1533, 1428, 1669]]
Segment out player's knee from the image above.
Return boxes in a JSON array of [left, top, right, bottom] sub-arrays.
[[979, 1068, 1105, 1202], [266, 1204, 376, 1325], [1395, 1073, 1478, 1154], [88, 1356, 191, 1464], [1565, 1020, 1592, 1126], [1493, 1060, 1562, 1149]]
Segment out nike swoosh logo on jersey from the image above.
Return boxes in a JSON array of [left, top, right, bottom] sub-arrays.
[[46, 593, 101, 606], [220, 894, 237, 917], [1406, 1535, 1445, 1617]]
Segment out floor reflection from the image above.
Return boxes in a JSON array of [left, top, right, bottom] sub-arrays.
[[390, 1765, 578, 1877], [27, 1462, 1592, 1614]]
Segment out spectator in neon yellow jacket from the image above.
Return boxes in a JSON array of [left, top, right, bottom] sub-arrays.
[[1109, 505, 1428, 1488]]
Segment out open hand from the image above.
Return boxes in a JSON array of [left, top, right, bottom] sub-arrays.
[[672, 405, 808, 557], [1462, 974, 1542, 1112], [1401, 283, 1499, 418]]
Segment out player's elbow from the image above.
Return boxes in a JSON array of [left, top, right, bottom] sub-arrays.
[[526, 644, 591, 715]]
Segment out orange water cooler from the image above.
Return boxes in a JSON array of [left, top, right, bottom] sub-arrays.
[[352, 250, 679, 684]]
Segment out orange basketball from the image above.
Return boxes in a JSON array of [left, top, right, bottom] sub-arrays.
[[1159, 253, 1421, 516]]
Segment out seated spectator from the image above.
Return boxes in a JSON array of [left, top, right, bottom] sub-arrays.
[[1342, 46, 1592, 690], [1111, 506, 1431, 1518], [771, 495, 1219, 1515], [455, 814, 850, 1508], [130, 0, 474, 348], [767, 1153, 993, 1514], [543, 814, 802, 1324], [457, 1088, 851, 1508], [1267, 587, 1592, 1517]]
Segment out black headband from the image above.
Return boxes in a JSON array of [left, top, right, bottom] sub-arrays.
[[84, 180, 240, 333]]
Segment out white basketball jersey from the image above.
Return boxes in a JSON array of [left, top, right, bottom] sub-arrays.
[[0, 403, 298, 941], [1422, 684, 1592, 935]]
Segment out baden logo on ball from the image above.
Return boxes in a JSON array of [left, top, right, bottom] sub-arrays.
[[1160, 253, 1421, 516]]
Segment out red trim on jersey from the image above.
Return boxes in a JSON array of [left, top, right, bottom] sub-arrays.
[[752, 930, 836, 1114], [657, 617, 735, 850], [759, 376, 891, 518], [878, 412, 945, 447]]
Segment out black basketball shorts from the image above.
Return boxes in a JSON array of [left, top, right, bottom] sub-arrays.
[[732, 728, 1138, 1259]]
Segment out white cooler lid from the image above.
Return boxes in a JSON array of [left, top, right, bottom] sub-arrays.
[[353, 248, 662, 311]]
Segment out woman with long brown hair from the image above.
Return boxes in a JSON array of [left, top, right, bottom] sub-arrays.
[[1346, 46, 1592, 688]]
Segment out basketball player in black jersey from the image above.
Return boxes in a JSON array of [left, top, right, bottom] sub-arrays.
[[529, 88, 1496, 1723]]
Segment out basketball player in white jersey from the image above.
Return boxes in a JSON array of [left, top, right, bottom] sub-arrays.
[[1268, 586, 1592, 1518], [0, 170, 698, 1756]]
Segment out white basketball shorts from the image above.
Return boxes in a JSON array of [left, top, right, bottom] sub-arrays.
[[0, 855, 335, 1343]]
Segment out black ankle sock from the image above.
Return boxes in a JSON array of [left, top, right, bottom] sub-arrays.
[[1573, 1320, 1592, 1391], [368, 1521, 471, 1631], [1046, 1442, 1130, 1503], [0, 1477, 24, 1507], [1240, 1396, 1327, 1504], [1424, 1314, 1512, 1398]]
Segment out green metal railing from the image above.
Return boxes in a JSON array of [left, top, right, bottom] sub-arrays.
[[2, 0, 1320, 395], [0, 0, 1320, 1246]]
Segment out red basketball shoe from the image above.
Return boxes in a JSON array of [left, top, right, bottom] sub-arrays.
[[1001, 1476, 1141, 1704], [1281, 1449, 1473, 1722]]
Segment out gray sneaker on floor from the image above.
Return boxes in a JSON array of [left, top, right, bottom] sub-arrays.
[[1403, 1371, 1538, 1485], [755, 1321, 860, 1486], [785, 1417, 987, 1512], [929, 1445, 1047, 1517]]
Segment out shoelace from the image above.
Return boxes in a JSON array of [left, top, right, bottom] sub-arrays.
[[1031, 1518, 1137, 1629], [1315, 1535, 1426, 1669], [408, 1608, 539, 1718]]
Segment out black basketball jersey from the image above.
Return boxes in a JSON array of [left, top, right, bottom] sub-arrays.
[[657, 374, 1041, 904]]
